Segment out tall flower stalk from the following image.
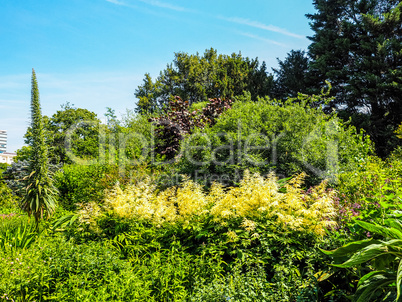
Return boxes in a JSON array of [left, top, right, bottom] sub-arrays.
[[22, 69, 57, 225]]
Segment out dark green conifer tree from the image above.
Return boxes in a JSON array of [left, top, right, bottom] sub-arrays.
[[307, 0, 402, 156]]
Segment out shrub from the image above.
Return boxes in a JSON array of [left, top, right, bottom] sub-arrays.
[[322, 217, 402, 302], [54, 163, 121, 210], [82, 171, 337, 237], [177, 92, 373, 186], [0, 163, 15, 208], [0, 236, 154, 301], [336, 156, 402, 228], [150, 96, 232, 160], [395, 122, 402, 139]]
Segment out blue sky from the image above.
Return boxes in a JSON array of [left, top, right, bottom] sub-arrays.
[[0, 0, 315, 152]]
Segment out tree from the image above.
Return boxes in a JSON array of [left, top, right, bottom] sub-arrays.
[[21, 69, 57, 225], [134, 48, 273, 113], [307, 0, 402, 156], [19, 103, 104, 164], [150, 96, 232, 160], [47, 103, 103, 164], [272, 50, 310, 99]]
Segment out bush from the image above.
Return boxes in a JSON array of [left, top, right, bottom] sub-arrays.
[[75, 170, 342, 300], [0, 235, 154, 301], [0, 163, 17, 208], [54, 163, 121, 211], [177, 92, 373, 186], [82, 171, 337, 236], [336, 155, 402, 228], [150, 96, 232, 160]]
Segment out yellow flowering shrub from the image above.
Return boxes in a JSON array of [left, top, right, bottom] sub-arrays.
[[209, 171, 337, 236], [396, 123, 402, 139], [80, 171, 337, 236]]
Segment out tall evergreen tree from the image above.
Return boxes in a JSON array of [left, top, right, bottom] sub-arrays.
[[21, 69, 57, 225], [272, 50, 310, 99], [307, 0, 402, 156]]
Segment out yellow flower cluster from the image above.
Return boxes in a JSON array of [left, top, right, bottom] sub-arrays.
[[209, 171, 336, 236], [79, 171, 337, 236], [396, 123, 402, 139], [95, 177, 208, 226]]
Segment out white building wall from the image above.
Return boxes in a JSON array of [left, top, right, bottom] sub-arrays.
[[0, 130, 6, 153], [0, 153, 16, 165]]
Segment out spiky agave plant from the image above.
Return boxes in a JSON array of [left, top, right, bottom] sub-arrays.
[[21, 69, 57, 226]]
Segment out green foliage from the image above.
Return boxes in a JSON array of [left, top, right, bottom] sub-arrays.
[[74, 171, 342, 300], [2, 160, 30, 197], [21, 69, 57, 225], [135, 48, 273, 113], [272, 49, 311, 100], [0, 220, 37, 251], [20, 102, 104, 164], [150, 96, 232, 160], [307, 0, 402, 156], [337, 156, 402, 227], [54, 163, 121, 211], [322, 218, 402, 302], [0, 236, 153, 301], [396, 123, 402, 140], [48, 103, 104, 164], [189, 265, 272, 302], [178, 92, 373, 186], [0, 163, 15, 208]]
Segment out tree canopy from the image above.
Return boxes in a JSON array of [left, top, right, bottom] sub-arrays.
[[134, 48, 273, 114], [272, 50, 311, 99], [306, 0, 402, 155], [19, 103, 103, 164]]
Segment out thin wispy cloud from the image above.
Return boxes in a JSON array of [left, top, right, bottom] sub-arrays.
[[106, 0, 128, 6], [220, 16, 305, 39], [107, 0, 187, 12], [137, 0, 187, 12], [237, 31, 286, 47]]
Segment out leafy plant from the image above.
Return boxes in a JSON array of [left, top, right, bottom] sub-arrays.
[[336, 156, 402, 227], [54, 163, 121, 210], [178, 92, 373, 186], [322, 218, 402, 302], [150, 96, 232, 160], [0, 222, 37, 251], [21, 69, 58, 226], [0, 163, 15, 208], [396, 123, 402, 140]]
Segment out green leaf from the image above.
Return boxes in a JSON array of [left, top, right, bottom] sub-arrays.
[[356, 220, 402, 240], [333, 243, 388, 268], [320, 239, 380, 257], [354, 272, 395, 302], [387, 220, 402, 233], [374, 253, 397, 270], [397, 259, 402, 301]]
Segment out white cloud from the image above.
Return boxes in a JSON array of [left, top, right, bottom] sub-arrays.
[[137, 0, 186, 12], [237, 31, 286, 47], [220, 16, 305, 39], [106, 0, 128, 6], [107, 0, 187, 12]]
